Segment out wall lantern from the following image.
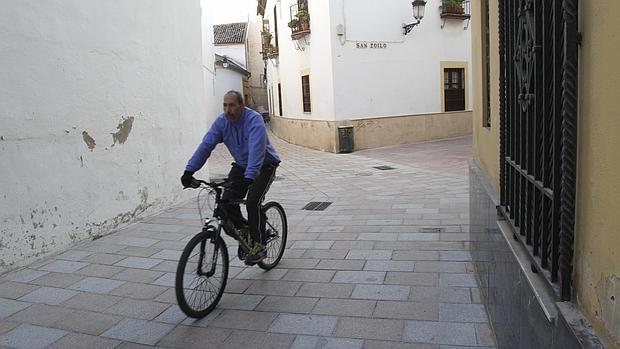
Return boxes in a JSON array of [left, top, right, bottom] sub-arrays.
[[222, 57, 229, 68], [403, 0, 427, 35]]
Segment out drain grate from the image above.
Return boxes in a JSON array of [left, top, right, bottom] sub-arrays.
[[420, 227, 445, 233], [373, 165, 395, 170], [302, 201, 333, 211]]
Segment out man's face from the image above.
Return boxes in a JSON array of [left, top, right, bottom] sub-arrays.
[[223, 93, 244, 122]]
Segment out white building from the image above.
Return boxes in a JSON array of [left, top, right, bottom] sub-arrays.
[[0, 0, 217, 272], [214, 21, 270, 111], [258, 0, 473, 152], [214, 23, 252, 103]]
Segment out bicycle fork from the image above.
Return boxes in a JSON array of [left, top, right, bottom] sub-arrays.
[[197, 224, 221, 278]]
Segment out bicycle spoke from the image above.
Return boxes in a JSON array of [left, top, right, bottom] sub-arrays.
[[177, 234, 227, 316]]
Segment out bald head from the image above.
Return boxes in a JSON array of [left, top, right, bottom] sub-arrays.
[[223, 90, 245, 122]]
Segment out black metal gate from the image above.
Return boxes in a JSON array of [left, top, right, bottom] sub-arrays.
[[498, 0, 579, 301]]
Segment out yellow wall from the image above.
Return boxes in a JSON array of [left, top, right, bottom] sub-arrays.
[[270, 111, 472, 153], [470, 0, 620, 346], [270, 116, 338, 152], [573, 2, 620, 348], [470, 0, 500, 193]]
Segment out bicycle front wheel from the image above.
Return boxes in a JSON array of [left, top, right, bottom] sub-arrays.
[[175, 230, 228, 318], [258, 201, 288, 270]]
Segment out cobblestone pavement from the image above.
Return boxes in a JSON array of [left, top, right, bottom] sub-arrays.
[[0, 134, 496, 348]]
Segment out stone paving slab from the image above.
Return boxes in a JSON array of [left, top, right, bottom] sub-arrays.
[[102, 319, 174, 345], [0, 323, 67, 349], [0, 135, 497, 348]]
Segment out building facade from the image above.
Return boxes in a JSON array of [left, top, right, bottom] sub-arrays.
[[213, 22, 252, 104], [470, 0, 618, 348], [247, 17, 270, 109], [258, 0, 474, 152], [0, 0, 217, 272]]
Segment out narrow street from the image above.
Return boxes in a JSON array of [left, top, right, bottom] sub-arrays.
[[0, 134, 495, 348]]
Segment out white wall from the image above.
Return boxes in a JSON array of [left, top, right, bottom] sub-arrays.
[[0, 0, 210, 272], [202, 0, 219, 122], [264, 0, 337, 120], [263, 0, 471, 121], [215, 68, 245, 103], [215, 45, 248, 68], [212, 0, 253, 24], [330, 0, 473, 120]]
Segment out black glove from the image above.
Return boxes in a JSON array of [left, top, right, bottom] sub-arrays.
[[181, 171, 195, 188], [243, 178, 254, 187], [236, 177, 254, 193]]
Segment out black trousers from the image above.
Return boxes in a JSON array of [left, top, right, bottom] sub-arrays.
[[222, 162, 277, 244]]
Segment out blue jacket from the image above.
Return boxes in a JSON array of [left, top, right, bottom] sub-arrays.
[[185, 108, 280, 179]]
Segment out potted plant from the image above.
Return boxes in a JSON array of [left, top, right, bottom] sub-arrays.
[[261, 30, 272, 47], [295, 10, 310, 31], [287, 18, 299, 30], [443, 0, 464, 14]]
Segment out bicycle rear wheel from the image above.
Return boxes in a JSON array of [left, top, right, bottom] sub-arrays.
[[258, 201, 287, 270], [175, 229, 228, 318]]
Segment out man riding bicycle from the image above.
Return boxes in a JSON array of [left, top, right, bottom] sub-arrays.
[[181, 90, 281, 264]]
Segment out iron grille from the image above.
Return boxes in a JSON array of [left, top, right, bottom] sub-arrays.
[[373, 165, 395, 171], [420, 227, 445, 233], [302, 202, 332, 211], [498, 0, 578, 301]]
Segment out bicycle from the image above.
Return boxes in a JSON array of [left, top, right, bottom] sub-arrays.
[[175, 178, 287, 318]]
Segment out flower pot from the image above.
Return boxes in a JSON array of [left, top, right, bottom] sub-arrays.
[[300, 20, 310, 31], [445, 6, 464, 14]]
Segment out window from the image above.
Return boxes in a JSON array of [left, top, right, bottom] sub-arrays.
[[278, 83, 283, 116], [301, 75, 311, 112], [273, 6, 279, 48], [298, 0, 308, 12], [482, 0, 491, 127], [444, 68, 465, 111]]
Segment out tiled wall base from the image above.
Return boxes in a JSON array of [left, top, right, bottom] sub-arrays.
[[469, 161, 605, 349]]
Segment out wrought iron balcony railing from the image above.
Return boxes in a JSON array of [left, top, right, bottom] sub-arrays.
[[260, 28, 278, 60], [440, 0, 471, 19], [288, 2, 310, 40]]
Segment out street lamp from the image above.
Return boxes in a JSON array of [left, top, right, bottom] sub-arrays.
[[403, 0, 427, 35]]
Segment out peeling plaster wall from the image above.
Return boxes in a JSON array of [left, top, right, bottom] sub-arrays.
[[0, 0, 211, 272]]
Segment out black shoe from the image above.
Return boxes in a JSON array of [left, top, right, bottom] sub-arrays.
[[237, 227, 250, 261], [244, 243, 266, 265], [237, 246, 247, 261]]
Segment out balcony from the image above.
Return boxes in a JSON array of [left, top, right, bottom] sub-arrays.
[[261, 29, 278, 60], [288, 3, 310, 40], [439, 0, 470, 29], [440, 0, 471, 20], [262, 45, 279, 60]]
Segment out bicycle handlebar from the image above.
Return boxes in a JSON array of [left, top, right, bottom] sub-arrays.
[[188, 178, 231, 190]]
